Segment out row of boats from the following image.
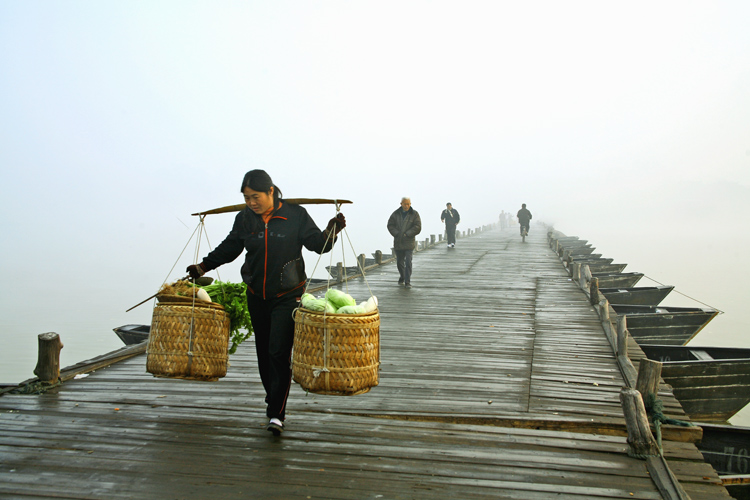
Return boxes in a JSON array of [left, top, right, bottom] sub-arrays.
[[550, 232, 750, 498]]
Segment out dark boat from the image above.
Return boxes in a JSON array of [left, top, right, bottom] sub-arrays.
[[612, 305, 719, 346], [640, 345, 750, 422], [568, 246, 595, 255], [572, 253, 603, 261], [586, 263, 627, 274], [695, 423, 750, 499], [571, 257, 613, 264], [599, 286, 674, 306], [592, 272, 644, 288], [557, 239, 589, 248], [113, 324, 150, 345]]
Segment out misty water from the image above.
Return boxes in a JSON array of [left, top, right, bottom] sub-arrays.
[[3, 217, 749, 426]]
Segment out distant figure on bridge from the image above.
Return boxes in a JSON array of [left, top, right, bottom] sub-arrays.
[[517, 203, 532, 236], [499, 210, 508, 229], [440, 202, 460, 248], [387, 197, 422, 288]]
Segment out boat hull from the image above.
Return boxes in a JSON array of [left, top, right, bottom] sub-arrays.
[[640, 345, 750, 422], [695, 423, 750, 499], [599, 286, 674, 306], [613, 305, 718, 346], [571, 257, 613, 264], [586, 263, 627, 274], [592, 273, 643, 288], [113, 324, 150, 345]]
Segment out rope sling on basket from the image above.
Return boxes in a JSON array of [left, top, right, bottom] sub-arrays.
[[292, 202, 381, 396], [130, 198, 356, 383], [143, 215, 232, 381]]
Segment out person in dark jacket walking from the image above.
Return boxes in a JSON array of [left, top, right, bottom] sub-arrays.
[[517, 203, 532, 236], [387, 197, 421, 288], [440, 202, 460, 248], [186, 170, 345, 436]]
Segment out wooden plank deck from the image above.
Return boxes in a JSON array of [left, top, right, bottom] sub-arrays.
[[0, 224, 730, 499]]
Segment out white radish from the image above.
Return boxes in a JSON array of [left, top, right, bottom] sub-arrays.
[[196, 288, 212, 302]]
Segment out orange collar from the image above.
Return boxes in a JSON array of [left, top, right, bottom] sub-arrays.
[[261, 201, 282, 224]]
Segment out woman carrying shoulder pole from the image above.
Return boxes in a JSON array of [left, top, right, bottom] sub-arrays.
[[187, 169, 345, 436]]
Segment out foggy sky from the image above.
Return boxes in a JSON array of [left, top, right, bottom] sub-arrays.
[[1, 2, 750, 382]]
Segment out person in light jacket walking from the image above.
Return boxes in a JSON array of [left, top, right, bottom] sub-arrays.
[[387, 197, 421, 288]]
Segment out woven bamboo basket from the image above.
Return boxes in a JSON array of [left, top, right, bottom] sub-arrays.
[[292, 307, 380, 396], [146, 296, 231, 381]]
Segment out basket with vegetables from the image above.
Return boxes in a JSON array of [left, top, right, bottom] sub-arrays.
[[146, 280, 253, 381], [292, 289, 380, 396]]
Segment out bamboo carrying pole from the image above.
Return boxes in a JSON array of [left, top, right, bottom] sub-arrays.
[[191, 198, 353, 216]]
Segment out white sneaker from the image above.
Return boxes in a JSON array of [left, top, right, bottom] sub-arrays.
[[267, 418, 284, 436]]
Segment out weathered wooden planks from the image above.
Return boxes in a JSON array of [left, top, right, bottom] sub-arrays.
[[0, 224, 730, 499]]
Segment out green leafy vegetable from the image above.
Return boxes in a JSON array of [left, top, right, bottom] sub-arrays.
[[194, 281, 253, 354]]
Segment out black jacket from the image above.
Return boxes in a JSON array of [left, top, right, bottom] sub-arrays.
[[202, 203, 335, 299], [441, 208, 460, 227], [517, 208, 532, 224], [387, 207, 422, 251]]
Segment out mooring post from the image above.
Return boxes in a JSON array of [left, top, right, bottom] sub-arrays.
[[571, 262, 581, 281], [598, 299, 610, 321], [620, 387, 660, 458], [590, 277, 600, 306], [336, 262, 344, 283], [616, 316, 628, 357], [358, 254, 366, 272], [636, 358, 663, 402], [34, 332, 63, 384], [430, 234, 435, 244], [374, 250, 383, 265], [580, 264, 592, 289]]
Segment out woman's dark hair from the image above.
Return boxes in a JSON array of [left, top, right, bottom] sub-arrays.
[[240, 169, 282, 207]]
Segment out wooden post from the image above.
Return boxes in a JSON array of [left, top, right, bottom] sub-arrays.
[[636, 358, 663, 402], [34, 332, 63, 383], [336, 262, 344, 283], [430, 234, 436, 244], [589, 277, 599, 306], [617, 316, 628, 357], [598, 299, 610, 322], [620, 387, 660, 458], [571, 262, 581, 281], [580, 264, 592, 289], [374, 250, 383, 265], [358, 254, 366, 272]]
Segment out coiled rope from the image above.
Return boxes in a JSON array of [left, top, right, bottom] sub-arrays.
[[644, 392, 695, 454]]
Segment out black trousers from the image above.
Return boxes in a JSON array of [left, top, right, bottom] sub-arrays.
[[446, 224, 457, 245], [246, 292, 298, 421], [395, 249, 413, 284]]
